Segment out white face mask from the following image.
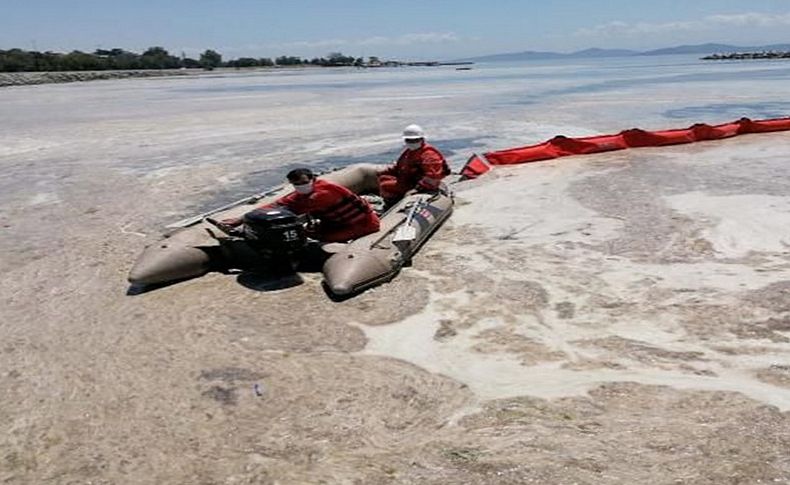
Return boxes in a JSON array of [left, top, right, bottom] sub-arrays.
[[293, 181, 314, 195], [405, 140, 423, 150]]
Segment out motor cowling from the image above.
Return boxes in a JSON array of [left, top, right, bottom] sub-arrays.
[[239, 208, 306, 270]]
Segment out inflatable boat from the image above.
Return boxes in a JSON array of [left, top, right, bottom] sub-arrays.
[[128, 164, 454, 296]]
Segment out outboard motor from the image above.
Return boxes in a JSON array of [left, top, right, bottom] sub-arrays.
[[236, 208, 307, 273]]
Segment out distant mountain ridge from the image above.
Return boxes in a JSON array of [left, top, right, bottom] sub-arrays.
[[454, 43, 790, 63], [640, 43, 790, 56]]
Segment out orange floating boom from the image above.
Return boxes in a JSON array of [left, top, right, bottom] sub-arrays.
[[484, 117, 790, 166]]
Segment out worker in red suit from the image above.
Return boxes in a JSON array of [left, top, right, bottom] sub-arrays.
[[223, 168, 380, 242], [378, 124, 451, 204]]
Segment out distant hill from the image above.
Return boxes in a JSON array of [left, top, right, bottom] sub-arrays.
[[455, 50, 564, 62], [455, 43, 790, 63], [640, 43, 790, 55], [569, 48, 639, 58], [454, 48, 637, 63], [640, 43, 743, 56], [759, 43, 790, 51]]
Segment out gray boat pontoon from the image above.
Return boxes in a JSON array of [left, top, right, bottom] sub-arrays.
[[128, 164, 454, 297]]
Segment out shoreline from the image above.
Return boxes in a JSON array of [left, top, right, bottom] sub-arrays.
[[0, 62, 473, 88], [0, 68, 206, 87], [0, 67, 299, 87]]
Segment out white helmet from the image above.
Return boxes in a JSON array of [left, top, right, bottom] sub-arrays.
[[402, 124, 425, 141]]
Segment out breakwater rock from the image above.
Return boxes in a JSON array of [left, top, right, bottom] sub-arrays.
[[702, 51, 790, 60], [0, 69, 197, 87]]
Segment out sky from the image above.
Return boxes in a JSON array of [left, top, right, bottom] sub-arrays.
[[2, 0, 790, 60]]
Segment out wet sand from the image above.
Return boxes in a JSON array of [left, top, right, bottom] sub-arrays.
[[2, 64, 790, 483]]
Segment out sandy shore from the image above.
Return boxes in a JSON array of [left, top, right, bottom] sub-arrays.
[[2, 65, 790, 483]]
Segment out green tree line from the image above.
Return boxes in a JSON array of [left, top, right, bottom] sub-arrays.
[[0, 47, 367, 72]]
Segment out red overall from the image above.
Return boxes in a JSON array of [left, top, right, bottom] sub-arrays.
[[264, 179, 380, 242], [378, 143, 450, 201]]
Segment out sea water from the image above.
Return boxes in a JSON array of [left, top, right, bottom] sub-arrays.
[[0, 53, 788, 266]]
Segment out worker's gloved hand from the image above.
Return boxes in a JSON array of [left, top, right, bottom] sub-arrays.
[[220, 217, 243, 227], [416, 176, 441, 193], [205, 217, 243, 237]]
